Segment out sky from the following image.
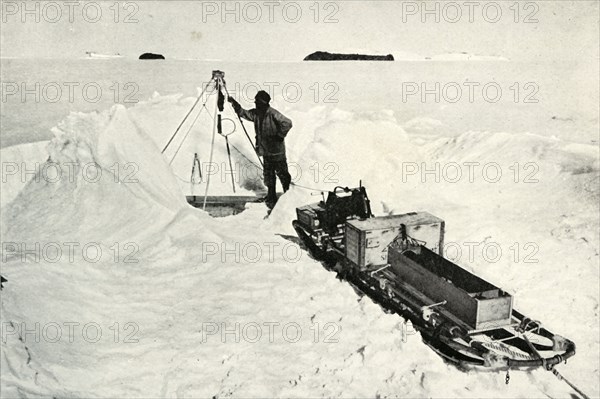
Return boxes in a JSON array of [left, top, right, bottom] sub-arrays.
[[0, 1, 598, 62]]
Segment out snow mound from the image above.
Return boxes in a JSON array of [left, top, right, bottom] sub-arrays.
[[2, 105, 192, 248]]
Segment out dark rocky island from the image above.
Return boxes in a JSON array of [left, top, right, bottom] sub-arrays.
[[139, 53, 165, 60], [304, 51, 394, 61]]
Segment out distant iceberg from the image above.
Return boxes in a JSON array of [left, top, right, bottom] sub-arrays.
[[85, 51, 123, 59], [428, 52, 509, 61]]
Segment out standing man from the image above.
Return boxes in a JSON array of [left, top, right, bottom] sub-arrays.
[[228, 91, 293, 209]]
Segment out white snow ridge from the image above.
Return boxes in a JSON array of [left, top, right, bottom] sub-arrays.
[[1, 98, 598, 398]]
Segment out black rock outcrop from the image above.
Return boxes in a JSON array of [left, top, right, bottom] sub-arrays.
[[139, 53, 165, 60], [304, 51, 394, 61]]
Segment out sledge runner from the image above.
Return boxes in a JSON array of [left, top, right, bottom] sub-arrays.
[[228, 91, 293, 209]]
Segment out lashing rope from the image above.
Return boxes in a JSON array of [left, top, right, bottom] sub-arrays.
[[480, 341, 534, 360]]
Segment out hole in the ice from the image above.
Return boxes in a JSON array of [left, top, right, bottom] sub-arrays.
[[186, 195, 258, 217]]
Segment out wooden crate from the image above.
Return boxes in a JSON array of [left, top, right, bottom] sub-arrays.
[[345, 212, 445, 269], [389, 246, 513, 331]]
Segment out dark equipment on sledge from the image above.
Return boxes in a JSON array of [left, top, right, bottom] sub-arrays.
[[293, 185, 373, 265], [296, 186, 373, 235], [293, 184, 577, 375]]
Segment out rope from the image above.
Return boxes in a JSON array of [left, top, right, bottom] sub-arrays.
[[290, 181, 331, 193], [551, 368, 590, 399], [523, 335, 590, 398]]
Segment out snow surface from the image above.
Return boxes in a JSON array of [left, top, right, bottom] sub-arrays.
[[1, 94, 598, 398]]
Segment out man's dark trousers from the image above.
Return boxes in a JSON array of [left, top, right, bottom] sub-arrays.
[[264, 156, 291, 202]]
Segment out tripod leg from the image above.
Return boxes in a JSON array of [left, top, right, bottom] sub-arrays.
[[162, 78, 214, 154]]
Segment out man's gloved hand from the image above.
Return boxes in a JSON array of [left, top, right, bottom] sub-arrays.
[[228, 96, 240, 109]]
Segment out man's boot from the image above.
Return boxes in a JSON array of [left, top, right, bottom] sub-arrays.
[[265, 184, 277, 209], [278, 160, 292, 192]]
